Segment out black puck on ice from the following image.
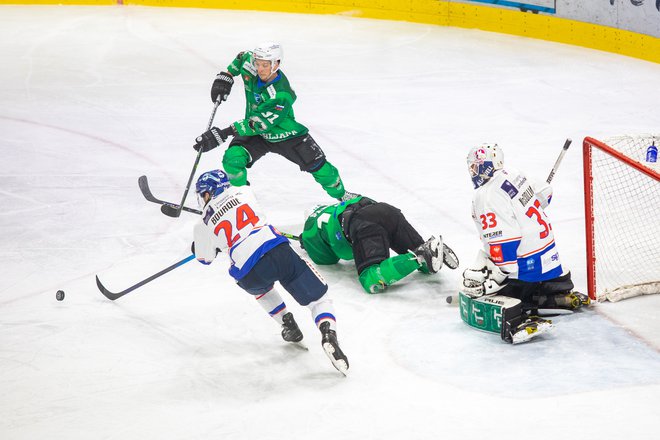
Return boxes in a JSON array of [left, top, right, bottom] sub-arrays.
[[446, 295, 452, 304], [56, 290, 65, 301]]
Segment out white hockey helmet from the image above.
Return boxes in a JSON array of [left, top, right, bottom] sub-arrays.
[[253, 42, 282, 74], [467, 143, 504, 189]]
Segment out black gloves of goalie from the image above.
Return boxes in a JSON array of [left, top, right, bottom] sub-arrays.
[[193, 126, 236, 152], [211, 72, 234, 103]]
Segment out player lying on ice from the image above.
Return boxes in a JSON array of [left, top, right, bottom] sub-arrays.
[[299, 196, 460, 294], [192, 42, 356, 202], [459, 143, 590, 344], [191, 169, 349, 375]]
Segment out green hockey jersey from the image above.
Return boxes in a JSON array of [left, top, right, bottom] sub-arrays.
[[301, 198, 367, 265], [226, 51, 308, 142]]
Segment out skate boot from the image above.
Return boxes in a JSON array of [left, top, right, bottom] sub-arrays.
[[555, 291, 591, 310], [414, 236, 442, 274], [338, 190, 361, 202], [319, 321, 349, 375], [442, 241, 460, 270], [508, 316, 554, 344], [281, 312, 303, 343]]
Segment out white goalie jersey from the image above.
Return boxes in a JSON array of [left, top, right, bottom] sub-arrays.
[[470, 167, 563, 283], [193, 186, 287, 280]]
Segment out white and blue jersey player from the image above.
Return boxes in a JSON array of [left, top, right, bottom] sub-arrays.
[[459, 144, 589, 343], [192, 170, 349, 374]]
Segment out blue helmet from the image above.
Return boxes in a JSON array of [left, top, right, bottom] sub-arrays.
[[467, 143, 504, 189], [195, 170, 230, 205]]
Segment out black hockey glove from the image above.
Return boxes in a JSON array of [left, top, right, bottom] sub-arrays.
[[193, 126, 236, 152], [211, 72, 234, 103]]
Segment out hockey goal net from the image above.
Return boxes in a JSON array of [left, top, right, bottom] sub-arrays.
[[583, 135, 660, 302]]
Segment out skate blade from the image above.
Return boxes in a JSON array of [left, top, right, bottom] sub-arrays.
[[290, 340, 309, 351], [512, 322, 554, 344], [322, 342, 349, 376]]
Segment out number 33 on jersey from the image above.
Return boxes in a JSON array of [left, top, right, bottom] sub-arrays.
[[193, 186, 287, 280], [471, 167, 562, 283]]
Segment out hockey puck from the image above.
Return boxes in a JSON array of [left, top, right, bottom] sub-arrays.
[[446, 295, 452, 304], [56, 290, 65, 301]]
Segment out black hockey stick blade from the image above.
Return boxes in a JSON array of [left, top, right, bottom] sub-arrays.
[[138, 175, 202, 215], [95, 254, 196, 301], [161, 202, 183, 217]]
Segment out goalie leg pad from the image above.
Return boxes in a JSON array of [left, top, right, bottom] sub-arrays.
[[459, 292, 521, 335]]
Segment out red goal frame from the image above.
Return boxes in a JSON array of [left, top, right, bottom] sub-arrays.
[[583, 136, 660, 300]]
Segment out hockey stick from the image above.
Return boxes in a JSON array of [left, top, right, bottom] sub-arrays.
[[161, 99, 222, 218], [139, 178, 302, 240], [95, 254, 196, 301], [138, 175, 203, 215], [546, 138, 572, 183], [281, 232, 301, 241]]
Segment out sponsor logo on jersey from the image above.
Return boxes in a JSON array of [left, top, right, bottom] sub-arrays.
[[500, 180, 519, 198], [243, 61, 257, 76], [253, 92, 262, 104], [513, 175, 527, 188], [490, 245, 503, 262], [526, 258, 535, 271], [267, 85, 277, 99], [210, 198, 240, 225], [483, 230, 503, 240], [518, 185, 535, 207]]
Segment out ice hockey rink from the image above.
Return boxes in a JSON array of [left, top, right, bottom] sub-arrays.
[[1, 4, 660, 439]]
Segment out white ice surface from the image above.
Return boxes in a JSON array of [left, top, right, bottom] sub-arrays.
[[1, 5, 660, 440]]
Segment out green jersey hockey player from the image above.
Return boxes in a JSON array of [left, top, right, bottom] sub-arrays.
[[192, 42, 355, 201], [300, 196, 459, 294]]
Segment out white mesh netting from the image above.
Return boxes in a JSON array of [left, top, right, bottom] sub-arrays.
[[587, 135, 660, 302]]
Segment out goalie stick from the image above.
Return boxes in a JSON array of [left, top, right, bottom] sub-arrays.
[[160, 99, 222, 218], [546, 138, 572, 184], [96, 254, 195, 300]]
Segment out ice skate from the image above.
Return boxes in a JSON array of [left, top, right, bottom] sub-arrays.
[[555, 291, 591, 310], [414, 236, 442, 274], [281, 312, 303, 343], [338, 190, 360, 203], [510, 316, 554, 344], [319, 321, 349, 376], [442, 240, 460, 270]]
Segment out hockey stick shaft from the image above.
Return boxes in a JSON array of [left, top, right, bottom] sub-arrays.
[[138, 175, 202, 215], [281, 232, 301, 241], [546, 138, 572, 183], [161, 99, 222, 218], [96, 254, 196, 300]]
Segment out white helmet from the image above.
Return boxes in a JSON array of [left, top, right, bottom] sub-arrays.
[[253, 42, 282, 74], [466, 143, 504, 188]]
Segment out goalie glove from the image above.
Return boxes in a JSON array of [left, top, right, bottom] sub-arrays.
[[461, 251, 508, 298]]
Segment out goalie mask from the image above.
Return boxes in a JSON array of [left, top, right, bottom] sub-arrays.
[[195, 169, 230, 207], [253, 42, 282, 74], [467, 143, 504, 189]]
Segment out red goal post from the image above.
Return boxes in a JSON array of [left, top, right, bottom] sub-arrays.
[[583, 136, 660, 302]]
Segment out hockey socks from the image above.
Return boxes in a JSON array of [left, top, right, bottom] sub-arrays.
[[255, 289, 288, 325], [311, 161, 345, 199], [222, 145, 251, 186], [358, 253, 422, 293], [307, 298, 337, 332]]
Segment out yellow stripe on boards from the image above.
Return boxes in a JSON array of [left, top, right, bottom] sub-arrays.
[[1, 0, 657, 64]]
